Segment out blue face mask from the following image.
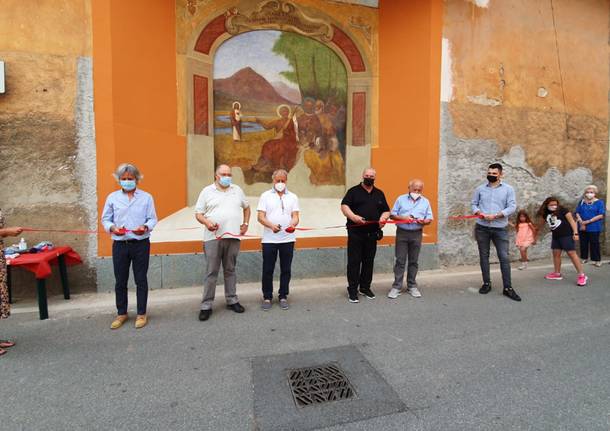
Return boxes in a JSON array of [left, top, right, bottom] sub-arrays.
[[218, 176, 232, 187], [120, 180, 136, 191]]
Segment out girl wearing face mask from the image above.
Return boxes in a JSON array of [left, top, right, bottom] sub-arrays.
[[537, 197, 587, 286], [575, 185, 605, 267]]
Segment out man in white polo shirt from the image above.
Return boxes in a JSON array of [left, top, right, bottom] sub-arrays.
[[257, 169, 300, 311], [195, 164, 251, 321]]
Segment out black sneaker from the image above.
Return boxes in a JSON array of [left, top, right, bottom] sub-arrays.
[[359, 288, 376, 299], [503, 288, 521, 302], [348, 293, 360, 303], [479, 283, 491, 294], [227, 303, 245, 313], [198, 309, 212, 321]]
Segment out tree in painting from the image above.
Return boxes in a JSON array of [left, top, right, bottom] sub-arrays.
[[273, 33, 347, 107]]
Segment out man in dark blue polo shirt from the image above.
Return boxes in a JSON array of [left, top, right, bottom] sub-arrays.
[[341, 168, 390, 303]]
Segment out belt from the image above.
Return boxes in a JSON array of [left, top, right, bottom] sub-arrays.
[[115, 238, 149, 243]]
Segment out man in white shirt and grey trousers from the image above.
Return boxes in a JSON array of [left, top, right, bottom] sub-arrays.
[[257, 169, 300, 311], [195, 164, 251, 321]]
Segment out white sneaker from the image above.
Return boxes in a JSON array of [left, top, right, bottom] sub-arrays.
[[593, 261, 602, 267], [407, 287, 422, 298], [582, 259, 589, 264], [387, 288, 401, 299], [518, 262, 528, 270]]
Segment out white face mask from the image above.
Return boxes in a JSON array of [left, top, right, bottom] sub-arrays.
[[274, 182, 286, 193], [585, 192, 595, 199], [547, 205, 558, 212], [410, 193, 421, 200]]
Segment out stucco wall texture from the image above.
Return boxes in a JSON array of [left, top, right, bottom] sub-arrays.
[[0, 0, 97, 296], [439, 0, 610, 265], [2, 0, 608, 295]]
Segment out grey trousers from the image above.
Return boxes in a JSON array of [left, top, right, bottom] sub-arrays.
[[201, 238, 240, 310], [392, 229, 423, 289]]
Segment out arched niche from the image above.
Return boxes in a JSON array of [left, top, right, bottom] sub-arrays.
[[184, 0, 373, 204]]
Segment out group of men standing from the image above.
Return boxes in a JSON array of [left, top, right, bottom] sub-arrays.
[[102, 161, 518, 329], [194, 162, 521, 322], [194, 165, 300, 320], [339, 169, 433, 302]]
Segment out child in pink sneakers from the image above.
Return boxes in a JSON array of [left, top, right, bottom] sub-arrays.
[[537, 197, 587, 286], [514, 210, 537, 270]]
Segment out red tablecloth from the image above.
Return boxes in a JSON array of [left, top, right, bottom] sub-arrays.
[[6, 246, 82, 279]]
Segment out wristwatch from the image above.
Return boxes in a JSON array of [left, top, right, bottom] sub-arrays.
[[242, 222, 249, 225]]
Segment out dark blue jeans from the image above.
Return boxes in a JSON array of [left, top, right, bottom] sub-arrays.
[[474, 225, 512, 290], [262, 242, 294, 300], [112, 239, 150, 315]]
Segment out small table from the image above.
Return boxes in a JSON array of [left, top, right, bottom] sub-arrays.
[[7, 246, 83, 320]]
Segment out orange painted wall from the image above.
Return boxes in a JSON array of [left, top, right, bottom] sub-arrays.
[[92, 0, 443, 255], [377, 0, 443, 244], [93, 0, 186, 256]]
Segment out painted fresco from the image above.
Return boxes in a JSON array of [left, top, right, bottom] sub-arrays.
[[213, 30, 348, 185]]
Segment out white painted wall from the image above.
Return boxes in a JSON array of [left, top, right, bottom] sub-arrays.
[[440, 38, 453, 103]]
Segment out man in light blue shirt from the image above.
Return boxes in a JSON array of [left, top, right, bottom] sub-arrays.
[[470, 163, 520, 301], [101, 163, 157, 329], [388, 179, 433, 299], [101, 190, 158, 241]]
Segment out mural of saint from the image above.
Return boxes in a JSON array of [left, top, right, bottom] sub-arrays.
[[230, 101, 242, 141], [213, 30, 348, 187], [252, 104, 300, 174]]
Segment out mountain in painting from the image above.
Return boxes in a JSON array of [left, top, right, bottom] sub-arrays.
[[271, 81, 302, 104], [214, 67, 292, 111]]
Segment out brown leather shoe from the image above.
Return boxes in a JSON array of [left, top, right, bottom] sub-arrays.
[[135, 315, 148, 329], [111, 314, 128, 330]]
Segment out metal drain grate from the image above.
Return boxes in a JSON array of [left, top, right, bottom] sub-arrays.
[[287, 363, 356, 407]]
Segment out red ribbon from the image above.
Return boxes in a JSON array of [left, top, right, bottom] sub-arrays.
[[22, 227, 101, 235], [20, 218, 432, 239], [287, 219, 421, 233], [21, 226, 203, 235]]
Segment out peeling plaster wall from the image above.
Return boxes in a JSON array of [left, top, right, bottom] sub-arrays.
[[0, 0, 97, 296], [439, 104, 594, 264], [439, 0, 610, 265]]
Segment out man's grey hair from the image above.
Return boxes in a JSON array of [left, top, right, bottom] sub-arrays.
[[272, 169, 288, 180], [362, 167, 376, 176], [113, 163, 142, 182], [409, 178, 424, 188]]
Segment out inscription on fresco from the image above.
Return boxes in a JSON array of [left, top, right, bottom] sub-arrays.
[[226, 1, 333, 41]]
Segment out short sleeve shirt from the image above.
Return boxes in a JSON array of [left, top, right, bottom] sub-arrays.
[[257, 189, 300, 243], [341, 184, 390, 233], [195, 183, 249, 242], [391, 194, 434, 231], [546, 208, 572, 238]]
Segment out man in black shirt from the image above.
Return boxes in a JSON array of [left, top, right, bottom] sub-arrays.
[[341, 168, 390, 302]]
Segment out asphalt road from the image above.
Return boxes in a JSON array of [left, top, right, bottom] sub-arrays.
[[2, 260, 609, 430]]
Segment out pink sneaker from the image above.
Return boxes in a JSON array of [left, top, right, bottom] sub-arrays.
[[576, 274, 588, 286], [545, 272, 563, 280]]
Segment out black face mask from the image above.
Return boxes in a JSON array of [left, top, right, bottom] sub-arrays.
[[487, 175, 499, 183], [363, 178, 375, 187]]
